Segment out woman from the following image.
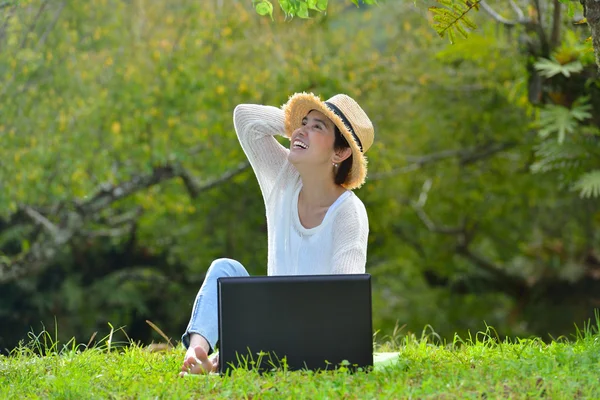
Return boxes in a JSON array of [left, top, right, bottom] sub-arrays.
[[179, 92, 375, 375]]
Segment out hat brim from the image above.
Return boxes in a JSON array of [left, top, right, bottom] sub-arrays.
[[282, 92, 367, 190]]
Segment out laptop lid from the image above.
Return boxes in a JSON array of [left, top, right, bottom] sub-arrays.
[[217, 274, 373, 374]]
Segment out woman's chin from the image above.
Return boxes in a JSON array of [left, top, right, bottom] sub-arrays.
[[288, 151, 302, 165], [288, 149, 318, 167]]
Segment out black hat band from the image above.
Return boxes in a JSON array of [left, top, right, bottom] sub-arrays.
[[325, 101, 363, 153]]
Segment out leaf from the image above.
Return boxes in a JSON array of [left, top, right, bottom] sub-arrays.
[[534, 58, 583, 78], [428, 0, 480, 41], [455, 21, 468, 38], [538, 106, 573, 143], [448, 26, 455, 44], [279, 0, 294, 15], [572, 170, 600, 198], [316, 0, 328, 10], [537, 100, 592, 143], [567, 1, 575, 19], [255, 0, 274, 19], [460, 14, 477, 29], [530, 140, 590, 174], [297, 2, 309, 18], [571, 96, 593, 121]]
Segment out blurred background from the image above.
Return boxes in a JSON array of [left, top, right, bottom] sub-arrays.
[[0, 0, 598, 353]]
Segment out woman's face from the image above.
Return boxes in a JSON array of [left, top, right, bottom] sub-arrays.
[[288, 110, 337, 167]]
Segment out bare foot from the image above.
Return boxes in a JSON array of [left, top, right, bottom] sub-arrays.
[[179, 345, 218, 376]]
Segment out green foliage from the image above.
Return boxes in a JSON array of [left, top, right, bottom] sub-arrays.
[[253, 0, 377, 19], [530, 134, 600, 198], [528, 28, 600, 198], [1, 0, 600, 354], [557, 30, 596, 67], [0, 0, 414, 350], [534, 58, 584, 78], [530, 140, 591, 174], [573, 170, 600, 198], [537, 97, 592, 143], [558, 0, 584, 18], [253, 0, 275, 19], [428, 0, 478, 43]]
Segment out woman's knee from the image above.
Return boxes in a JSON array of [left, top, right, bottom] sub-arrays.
[[206, 258, 249, 279]]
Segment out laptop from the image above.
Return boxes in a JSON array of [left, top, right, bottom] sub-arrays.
[[216, 273, 373, 375]]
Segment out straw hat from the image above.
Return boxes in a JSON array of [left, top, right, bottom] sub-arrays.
[[282, 92, 374, 190]]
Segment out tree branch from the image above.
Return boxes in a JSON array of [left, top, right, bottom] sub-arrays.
[[0, 1, 18, 46], [550, 0, 561, 50], [19, 0, 49, 49], [370, 142, 515, 181], [531, 0, 550, 56], [509, 0, 525, 21], [412, 204, 466, 235], [79, 165, 180, 215], [36, 1, 65, 49], [370, 149, 465, 180], [0, 238, 64, 283], [409, 179, 528, 298], [0, 162, 250, 283], [459, 141, 517, 165], [23, 206, 60, 239], [480, 0, 520, 25], [179, 162, 250, 198], [410, 179, 466, 235], [583, 0, 600, 70]]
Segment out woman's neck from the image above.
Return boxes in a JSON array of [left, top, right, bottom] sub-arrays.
[[298, 170, 346, 209]]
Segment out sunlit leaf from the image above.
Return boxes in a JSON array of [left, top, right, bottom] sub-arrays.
[[573, 170, 600, 198], [255, 0, 274, 19], [534, 58, 583, 78]]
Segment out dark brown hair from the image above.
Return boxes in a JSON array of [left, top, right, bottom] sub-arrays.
[[333, 126, 353, 186]]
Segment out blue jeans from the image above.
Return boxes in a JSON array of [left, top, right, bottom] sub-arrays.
[[181, 258, 249, 354]]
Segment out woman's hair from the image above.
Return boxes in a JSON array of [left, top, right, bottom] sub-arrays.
[[333, 126, 353, 186]]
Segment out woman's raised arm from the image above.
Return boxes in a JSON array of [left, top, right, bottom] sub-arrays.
[[233, 104, 290, 200]]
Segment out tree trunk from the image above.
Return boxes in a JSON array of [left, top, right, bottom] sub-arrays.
[[584, 0, 600, 69]]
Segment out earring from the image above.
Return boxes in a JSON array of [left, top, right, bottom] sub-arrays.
[[333, 163, 338, 168]]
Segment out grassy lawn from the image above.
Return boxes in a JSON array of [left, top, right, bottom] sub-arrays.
[[1, 320, 599, 399]]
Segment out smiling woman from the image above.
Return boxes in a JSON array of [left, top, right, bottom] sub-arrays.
[[178, 92, 375, 376], [288, 110, 352, 185], [289, 110, 353, 187]]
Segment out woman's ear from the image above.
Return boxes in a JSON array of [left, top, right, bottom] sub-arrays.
[[332, 147, 352, 164]]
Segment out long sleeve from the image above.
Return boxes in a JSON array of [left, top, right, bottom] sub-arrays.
[[330, 200, 369, 274], [233, 104, 289, 201]]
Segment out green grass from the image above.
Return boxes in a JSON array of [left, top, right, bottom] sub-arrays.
[[1, 318, 600, 399]]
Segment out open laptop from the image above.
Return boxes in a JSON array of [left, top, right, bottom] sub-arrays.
[[216, 273, 373, 375]]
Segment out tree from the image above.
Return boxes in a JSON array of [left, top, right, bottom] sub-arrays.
[[254, 1, 600, 199], [253, 0, 600, 336], [0, 0, 597, 352], [253, 0, 600, 72], [0, 0, 423, 349]]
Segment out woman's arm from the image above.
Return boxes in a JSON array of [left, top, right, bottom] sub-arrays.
[[331, 201, 369, 274], [331, 245, 367, 274], [233, 104, 289, 200]]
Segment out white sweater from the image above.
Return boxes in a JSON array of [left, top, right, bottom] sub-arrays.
[[233, 104, 369, 275]]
